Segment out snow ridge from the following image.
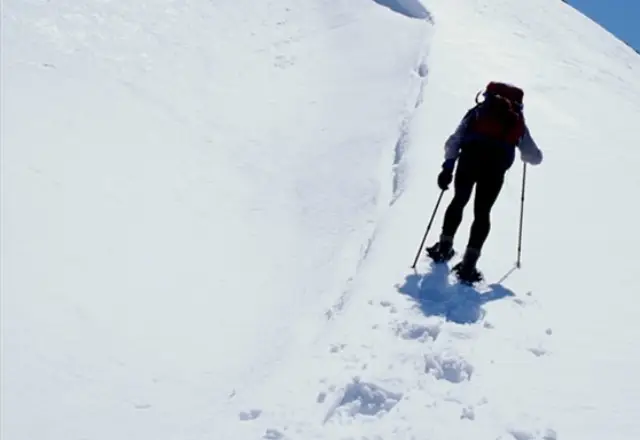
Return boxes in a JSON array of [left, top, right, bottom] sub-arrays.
[[323, 19, 433, 323]]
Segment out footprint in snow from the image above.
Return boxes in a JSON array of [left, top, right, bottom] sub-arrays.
[[528, 347, 548, 357], [379, 300, 398, 313], [238, 409, 262, 421], [323, 377, 402, 423], [508, 427, 557, 440], [395, 320, 440, 341], [424, 352, 474, 383], [417, 62, 428, 78], [263, 428, 285, 439], [460, 406, 475, 420]]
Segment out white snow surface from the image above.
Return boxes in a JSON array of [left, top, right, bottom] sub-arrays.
[[2, 0, 640, 439]]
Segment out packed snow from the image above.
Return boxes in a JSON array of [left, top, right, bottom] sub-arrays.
[[2, 0, 640, 439]]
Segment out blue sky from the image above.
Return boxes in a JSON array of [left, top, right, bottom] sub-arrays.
[[567, 0, 640, 51]]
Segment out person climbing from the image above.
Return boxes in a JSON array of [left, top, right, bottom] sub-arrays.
[[426, 81, 543, 284]]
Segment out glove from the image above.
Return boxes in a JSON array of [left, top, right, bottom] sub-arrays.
[[437, 159, 455, 190], [437, 169, 453, 190]]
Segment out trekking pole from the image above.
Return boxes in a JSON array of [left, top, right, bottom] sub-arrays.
[[516, 163, 527, 269], [411, 189, 445, 269]]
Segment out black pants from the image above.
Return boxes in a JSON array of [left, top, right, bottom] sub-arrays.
[[441, 154, 505, 251]]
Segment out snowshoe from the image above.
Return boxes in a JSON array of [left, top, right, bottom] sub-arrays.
[[451, 261, 484, 285], [426, 241, 455, 263]]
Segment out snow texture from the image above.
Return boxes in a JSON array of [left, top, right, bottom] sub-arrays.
[[3, 0, 640, 439]]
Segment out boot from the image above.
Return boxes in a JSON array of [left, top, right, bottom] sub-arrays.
[[452, 247, 483, 284], [426, 235, 455, 263]]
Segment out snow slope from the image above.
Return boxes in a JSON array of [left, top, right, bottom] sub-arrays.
[[3, 0, 640, 439], [2, 1, 429, 438]]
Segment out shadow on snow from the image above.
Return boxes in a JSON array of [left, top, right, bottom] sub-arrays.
[[371, 0, 433, 21], [396, 262, 515, 324]]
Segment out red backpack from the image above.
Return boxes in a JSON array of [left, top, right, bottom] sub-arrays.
[[466, 82, 525, 147]]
